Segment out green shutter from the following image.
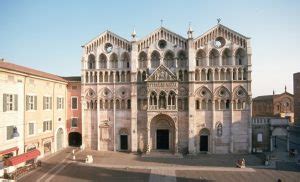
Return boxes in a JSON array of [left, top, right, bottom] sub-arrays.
[[34, 96, 37, 110], [43, 96, 45, 110], [14, 94, 18, 111], [62, 98, 64, 109], [57, 97, 59, 109], [3, 94, 7, 112], [50, 97, 52, 109], [26, 96, 29, 110]]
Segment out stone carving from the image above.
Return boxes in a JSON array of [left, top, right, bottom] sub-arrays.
[[147, 64, 177, 81]]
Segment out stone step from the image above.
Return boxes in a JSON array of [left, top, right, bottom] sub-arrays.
[[142, 152, 183, 158]]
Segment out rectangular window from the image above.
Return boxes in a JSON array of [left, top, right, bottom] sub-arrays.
[[257, 133, 263, 142], [43, 120, 52, 132], [29, 123, 35, 135], [6, 126, 14, 140], [3, 94, 18, 112], [57, 97, 64, 109], [26, 95, 37, 110], [71, 97, 78, 110], [43, 96, 52, 110], [71, 118, 78, 127]]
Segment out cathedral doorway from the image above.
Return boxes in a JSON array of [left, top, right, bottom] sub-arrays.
[[120, 135, 128, 150], [199, 128, 210, 152], [156, 129, 169, 150], [150, 114, 176, 152]]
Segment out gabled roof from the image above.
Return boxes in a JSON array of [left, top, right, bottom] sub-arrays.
[[0, 60, 67, 82], [146, 64, 177, 82], [194, 23, 250, 41], [253, 95, 273, 101], [138, 26, 187, 43], [253, 91, 294, 101], [83, 30, 130, 47], [62, 76, 81, 82]]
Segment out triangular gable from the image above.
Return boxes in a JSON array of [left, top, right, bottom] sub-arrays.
[[195, 24, 249, 41], [83, 30, 131, 51], [137, 26, 187, 49], [146, 64, 177, 82]]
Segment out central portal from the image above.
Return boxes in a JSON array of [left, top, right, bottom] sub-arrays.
[[156, 129, 169, 150]]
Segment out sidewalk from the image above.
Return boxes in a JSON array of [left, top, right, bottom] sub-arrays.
[[74, 149, 263, 168]]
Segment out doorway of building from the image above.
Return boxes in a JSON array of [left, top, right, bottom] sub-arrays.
[[200, 135, 208, 152], [156, 129, 169, 150], [68, 132, 82, 147], [120, 135, 128, 150]]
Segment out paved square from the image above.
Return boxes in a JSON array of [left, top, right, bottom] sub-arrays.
[[18, 148, 300, 182]]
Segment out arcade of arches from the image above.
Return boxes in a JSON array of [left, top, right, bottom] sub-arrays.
[[82, 24, 252, 154]]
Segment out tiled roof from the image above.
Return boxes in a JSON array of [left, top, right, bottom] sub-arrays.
[[0, 60, 67, 82], [62, 76, 81, 82], [253, 95, 273, 101]]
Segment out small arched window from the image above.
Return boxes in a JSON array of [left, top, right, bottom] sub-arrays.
[[217, 123, 222, 137]]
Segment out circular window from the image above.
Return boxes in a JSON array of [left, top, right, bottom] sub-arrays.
[[105, 43, 113, 53], [122, 91, 125, 95], [219, 90, 225, 97], [89, 91, 94, 96], [237, 90, 244, 96], [214, 37, 226, 48], [158, 39, 167, 49], [201, 90, 206, 96]]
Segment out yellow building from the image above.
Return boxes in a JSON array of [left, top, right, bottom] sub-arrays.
[[0, 60, 67, 159]]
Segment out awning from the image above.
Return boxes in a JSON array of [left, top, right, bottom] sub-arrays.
[[0, 147, 19, 155], [4, 149, 40, 166]]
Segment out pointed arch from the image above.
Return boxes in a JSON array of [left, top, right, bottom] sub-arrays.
[[121, 52, 130, 69], [209, 49, 219, 66], [177, 50, 187, 68], [221, 48, 232, 66], [138, 51, 147, 69], [99, 53, 107, 68], [151, 50, 160, 68], [110, 52, 118, 69], [235, 48, 247, 65], [196, 49, 206, 67], [87, 54, 96, 69], [164, 50, 175, 69]]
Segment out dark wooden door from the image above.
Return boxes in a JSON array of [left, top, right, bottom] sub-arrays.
[[156, 129, 169, 150], [200, 135, 208, 151], [120, 135, 128, 150]]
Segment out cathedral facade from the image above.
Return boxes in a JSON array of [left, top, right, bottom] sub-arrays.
[[81, 23, 252, 154]]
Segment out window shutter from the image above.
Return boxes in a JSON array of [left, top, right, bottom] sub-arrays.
[[43, 96, 45, 110], [57, 97, 59, 109], [50, 120, 52, 130], [14, 94, 18, 111], [50, 97, 52, 109], [3, 94, 7, 112], [34, 96, 37, 110], [62, 98, 64, 109], [26, 96, 29, 110], [43, 122, 45, 132]]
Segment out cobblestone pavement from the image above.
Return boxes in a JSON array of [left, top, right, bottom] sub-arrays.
[[18, 148, 300, 182]]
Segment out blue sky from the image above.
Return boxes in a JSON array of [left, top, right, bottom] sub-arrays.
[[0, 0, 299, 97]]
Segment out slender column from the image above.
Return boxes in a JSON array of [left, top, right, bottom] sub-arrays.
[[147, 120, 151, 153], [287, 132, 290, 151], [97, 98, 100, 150], [218, 69, 221, 80], [270, 136, 273, 152], [212, 100, 215, 153]]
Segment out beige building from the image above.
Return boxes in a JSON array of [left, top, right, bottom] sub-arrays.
[[81, 23, 252, 154], [252, 88, 294, 122], [0, 60, 67, 158]]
